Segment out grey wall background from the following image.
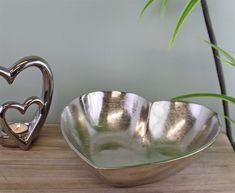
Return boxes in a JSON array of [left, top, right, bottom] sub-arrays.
[[0, 0, 234, 135]]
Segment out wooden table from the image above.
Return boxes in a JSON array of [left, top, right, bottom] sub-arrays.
[[0, 124, 235, 193]]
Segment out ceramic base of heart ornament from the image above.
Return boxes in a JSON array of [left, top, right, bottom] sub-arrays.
[[0, 56, 54, 150]]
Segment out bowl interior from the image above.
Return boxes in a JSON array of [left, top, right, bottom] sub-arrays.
[[61, 91, 220, 168]]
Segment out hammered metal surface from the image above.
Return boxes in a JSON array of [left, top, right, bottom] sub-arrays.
[[61, 91, 220, 187]]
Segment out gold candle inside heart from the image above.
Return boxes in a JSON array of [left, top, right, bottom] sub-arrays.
[[10, 123, 28, 134]]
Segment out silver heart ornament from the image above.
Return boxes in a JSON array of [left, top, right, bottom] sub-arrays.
[[0, 56, 53, 150]]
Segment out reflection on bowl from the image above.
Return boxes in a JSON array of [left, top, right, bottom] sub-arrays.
[[60, 91, 221, 187]]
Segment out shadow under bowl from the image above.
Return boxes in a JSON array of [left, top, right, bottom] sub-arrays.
[[60, 91, 221, 187]]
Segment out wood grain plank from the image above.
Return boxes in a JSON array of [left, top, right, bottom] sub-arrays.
[[0, 124, 235, 193]]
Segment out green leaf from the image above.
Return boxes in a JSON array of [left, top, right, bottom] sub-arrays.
[[172, 93, 235, 105], [140, 0, 157, 18], [205, 40, 235, 68], [160, 0, 168, 18], [173, 93, 235, 125], [169, 0, 201, 47], [223, 115, 235, 125], [225, 60, 235, 67]]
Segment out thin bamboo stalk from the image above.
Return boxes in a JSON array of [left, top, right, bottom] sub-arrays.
[[201, 0, 235, 150]]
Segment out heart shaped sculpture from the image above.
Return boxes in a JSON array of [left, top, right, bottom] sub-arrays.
[[61, 91, 221, 187], [0, 56, 53, 150]]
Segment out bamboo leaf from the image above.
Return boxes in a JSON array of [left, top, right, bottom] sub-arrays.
[[173, 93, 235, 125], [172, 93, 235, 105], [205, 40, 235, 68], [169, 0, 201, 47], [140, 0, 157, 18], [223, 115, 235, 125], [225, 60, 235, 67], [160, 0, 168, 18]]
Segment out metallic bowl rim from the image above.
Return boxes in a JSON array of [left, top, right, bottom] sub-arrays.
[[60, 90, 221, 170]]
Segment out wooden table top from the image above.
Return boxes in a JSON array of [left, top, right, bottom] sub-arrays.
[[0, 124, 235, 193]]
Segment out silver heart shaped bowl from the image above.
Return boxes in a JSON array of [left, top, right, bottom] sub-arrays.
[[60, 91, 221, 187]]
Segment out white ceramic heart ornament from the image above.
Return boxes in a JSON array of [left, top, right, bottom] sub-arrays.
[[0, 56, 54, 150]]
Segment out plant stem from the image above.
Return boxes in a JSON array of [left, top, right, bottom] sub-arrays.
[[201, 0, 235, 150]]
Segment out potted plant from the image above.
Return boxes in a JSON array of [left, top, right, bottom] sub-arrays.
[[141, 0, 235, 149]]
